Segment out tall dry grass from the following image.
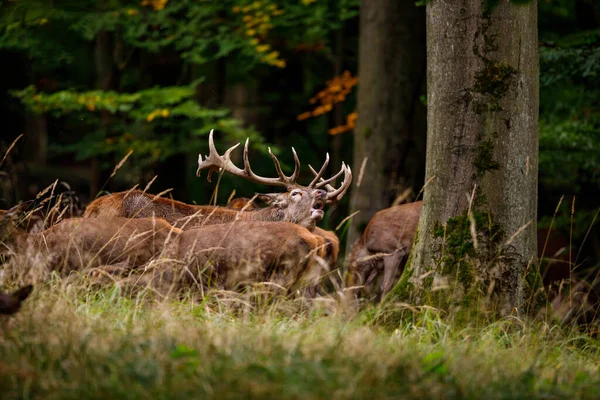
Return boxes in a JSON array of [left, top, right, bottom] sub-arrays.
[[0, 279, 599, 399]]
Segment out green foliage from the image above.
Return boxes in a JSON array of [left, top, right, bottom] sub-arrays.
[[0, 0, 359, 192], [538, 205, 600, 244], [539, 29, 600, 205], [11, 84, 266, 171], [0, 4, 79, 72]]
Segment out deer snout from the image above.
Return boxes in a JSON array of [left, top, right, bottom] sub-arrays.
[[314, 189, 327, 200]]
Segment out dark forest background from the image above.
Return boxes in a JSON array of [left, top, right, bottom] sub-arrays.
[[0, 0, 598, 271]]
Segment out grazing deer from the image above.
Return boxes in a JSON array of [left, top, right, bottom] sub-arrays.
[[1, 204, 180, 280], [226, 197, 340, 266], [0, 285, 33, 315], [346, 201, 423, 300], [84, 130, 352, 232], [347, 201, 591, 308], [126, 220, 330, 297]]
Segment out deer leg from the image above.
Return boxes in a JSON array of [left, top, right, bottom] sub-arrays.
[[88, 261, 133, 279]]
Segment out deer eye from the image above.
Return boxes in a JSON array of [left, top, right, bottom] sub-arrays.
[[291, 191, 302, 197]]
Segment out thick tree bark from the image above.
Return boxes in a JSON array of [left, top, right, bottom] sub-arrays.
[[348, 0, 426, 251], [390, 1, 539, 314]]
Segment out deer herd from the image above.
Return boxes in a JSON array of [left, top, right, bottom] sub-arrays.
[[0, 130, 356, 303], [0, 130, 592, 320]]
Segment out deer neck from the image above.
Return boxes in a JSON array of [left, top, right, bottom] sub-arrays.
[[236, 206, 284, 222]]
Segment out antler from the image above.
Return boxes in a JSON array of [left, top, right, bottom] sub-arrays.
[[197, 130, 353, 202], [308, 162, 353, 203], [197, 129, 300, 187]]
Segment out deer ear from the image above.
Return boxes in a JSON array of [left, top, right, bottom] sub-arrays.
[[256, 193, 281, 206], [11, 285, 33, 302]]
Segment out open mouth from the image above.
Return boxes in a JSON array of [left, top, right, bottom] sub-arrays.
[[311, 200, 325, 220], [313, 200, 324, 211]]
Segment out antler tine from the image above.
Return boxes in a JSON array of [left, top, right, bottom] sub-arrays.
[[308, 153, 330, 188], [197, 130, 296, 188], [197, 129, 242, 180], [309, 162, 353, 203], [308, 163, 345, 190], [268, 147, 288, 182], [208, 128, 218, 157], [290, 147, 301, 182], [243, 138, 253, 174], [325, 164, 352, 202]]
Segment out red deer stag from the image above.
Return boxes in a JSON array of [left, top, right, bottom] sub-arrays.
[[0, 285, 33, 315], [84, 130, 352, 232], [1, 204, 180, 281]]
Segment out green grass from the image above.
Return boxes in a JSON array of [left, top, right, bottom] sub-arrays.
[[1, 280, 600, 399]]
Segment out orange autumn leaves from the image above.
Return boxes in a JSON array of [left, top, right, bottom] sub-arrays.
[[297, 71, 358, 135]]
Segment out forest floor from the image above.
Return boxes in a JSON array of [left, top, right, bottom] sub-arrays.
[[0, 280, 599, 399]]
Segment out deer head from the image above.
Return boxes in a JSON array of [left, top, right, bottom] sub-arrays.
[[196, 130, 352, 211], [255, 188, 327, 230]]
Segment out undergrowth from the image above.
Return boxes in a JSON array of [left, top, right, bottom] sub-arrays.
[[1, 280, 599, 399]]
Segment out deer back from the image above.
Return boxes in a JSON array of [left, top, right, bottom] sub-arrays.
[[346, 201, 423, 299], [226, 197, 257, 211], [3, 216, 181, 284], [84, 189, 325, 230], [141, 221, 328, 296], [43, 217, 180, 270]]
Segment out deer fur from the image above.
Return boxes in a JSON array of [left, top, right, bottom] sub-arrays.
[[346, 200, 589, 306], [122, 221, 330, 297], [84, 189, 326, 231], [346, 201, 422, 300], [226, 197, 340, 266], [1, 207, 180, 282]]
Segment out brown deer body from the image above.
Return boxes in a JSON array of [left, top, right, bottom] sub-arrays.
[[346, 201, 422, 300], [84, 188, 326, 231], [127, 221, 329, 297], [347, 201, 588, 309], [1, 208, 179, 281], [226, 197, 340, 266]]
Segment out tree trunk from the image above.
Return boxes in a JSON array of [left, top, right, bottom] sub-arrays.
[[347, 0, 426, 252], [390, 1, 539, 315], [90, 30, 116, 198]]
